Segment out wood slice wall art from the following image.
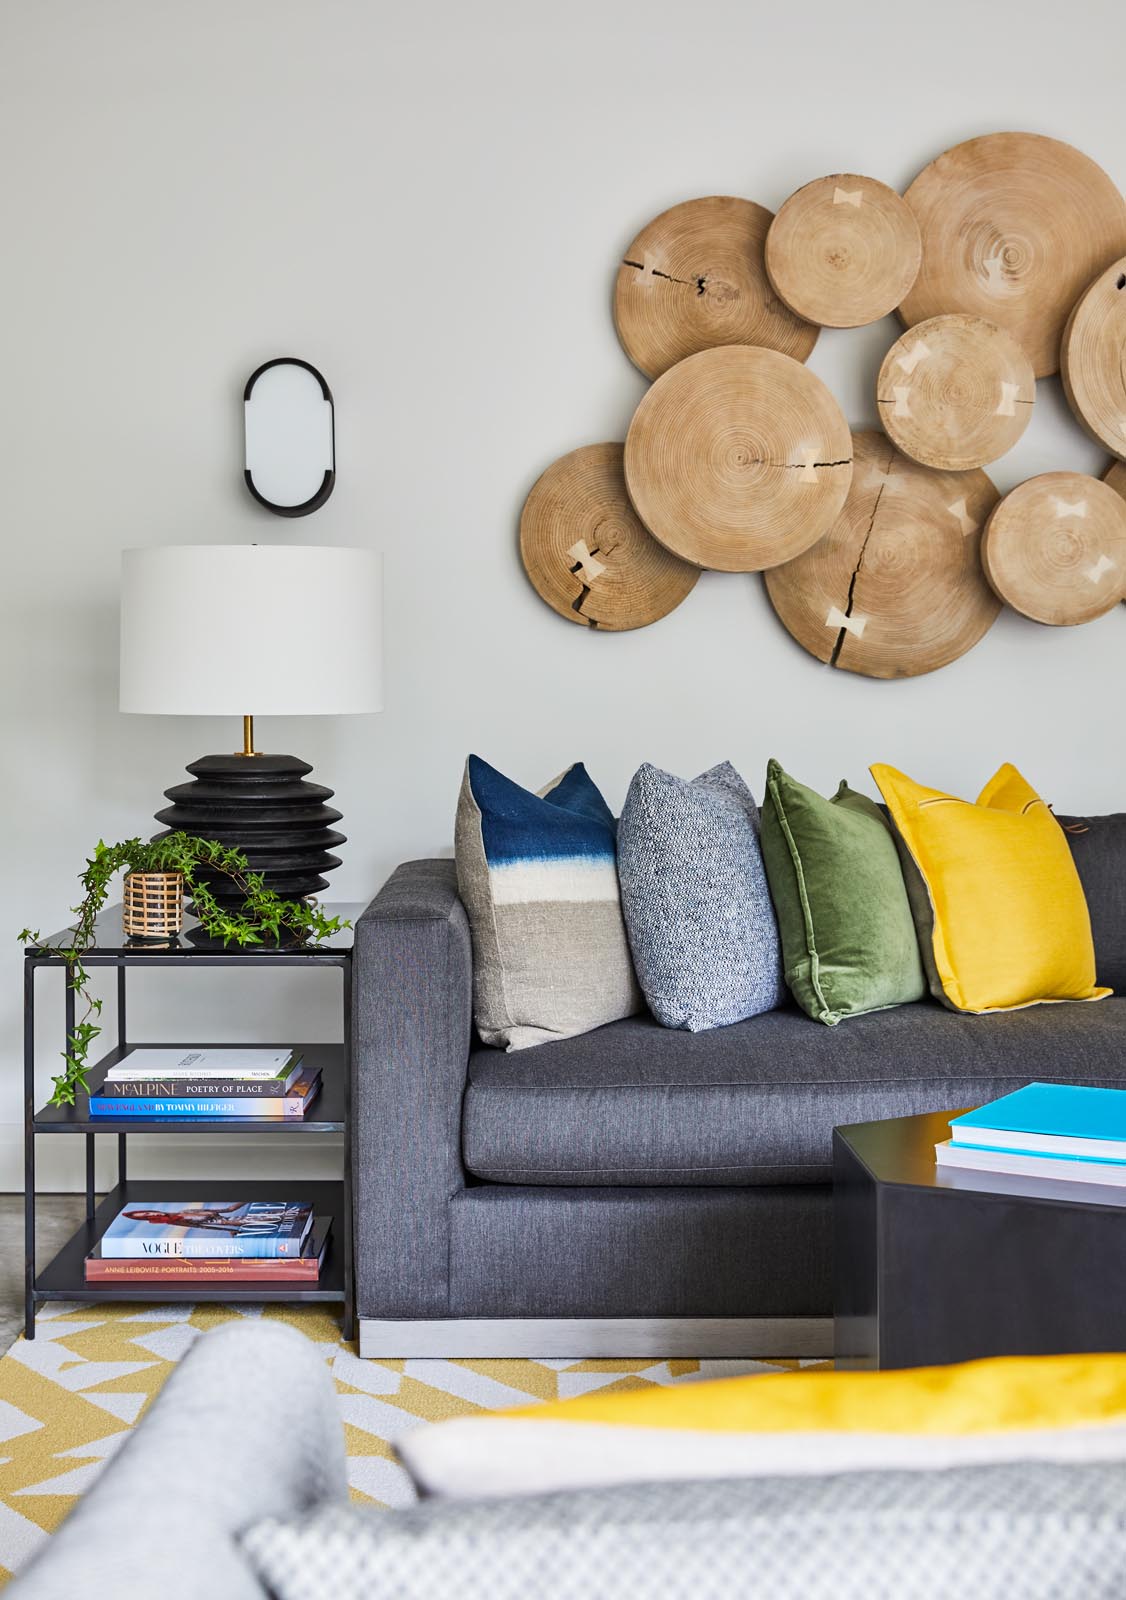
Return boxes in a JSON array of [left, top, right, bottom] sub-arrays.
[[765, 174, 922, 328], [981, 472, 1126, 625], [518, 130, 1126, 660], [898, 133, 1126, 378], [876, 313, 1035, 471], [764, 430, 1001, 678], [623, 345, 852, 572], [614, 196, 818, 380], [519, 443, 699, 630], [1061, 256, 1126, 457]]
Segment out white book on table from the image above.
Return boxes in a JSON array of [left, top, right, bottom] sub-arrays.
[[936, 1139, 1126, 1189], [106, 1048, 299, 1081]]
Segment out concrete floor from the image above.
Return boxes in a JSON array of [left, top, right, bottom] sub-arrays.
[[0, 1195, 86, 1350]]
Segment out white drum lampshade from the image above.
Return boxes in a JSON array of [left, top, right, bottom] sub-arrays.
[[119, 544, 383, 905], [120, 545, 382, 717]]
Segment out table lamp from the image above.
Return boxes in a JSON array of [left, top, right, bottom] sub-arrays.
[[120, 544, 382, 905]]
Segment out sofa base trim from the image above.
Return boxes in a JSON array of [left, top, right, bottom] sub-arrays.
[[358, 1316, 833, 1360]]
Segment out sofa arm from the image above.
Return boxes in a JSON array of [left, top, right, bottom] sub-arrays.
[[351, 858, 474, 1318], [8, 1321, 346, 1600]]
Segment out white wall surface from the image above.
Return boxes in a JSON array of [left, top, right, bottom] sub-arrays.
[[2, 0, 1124, 1189]]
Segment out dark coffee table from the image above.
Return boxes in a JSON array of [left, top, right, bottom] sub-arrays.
[[834, 1109, 1126, 1369]]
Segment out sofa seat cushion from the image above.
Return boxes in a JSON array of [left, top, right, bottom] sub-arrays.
[[463, 998, 1126, 1185]]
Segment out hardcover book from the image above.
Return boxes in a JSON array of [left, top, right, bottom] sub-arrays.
[[936, 1138, 1126, 1189], [96, 1061, 304, 1098], [99, 1199, 314, 1258], [106, 1048, 300, 1082], [88, 1068, 321, 1119], [85, 1217, 330, 1280], [950, 1083, 1126, 1162]]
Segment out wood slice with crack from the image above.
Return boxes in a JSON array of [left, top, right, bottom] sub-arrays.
[[614, 196, 818, 380], [519, 443, 699, 630], [624, 345, 852, 572], [764, 430, 1001, 678], [1061, 256, 1126, 458], [765, 173, 921, 328], [981, 471, 1126, 625], [899, 132, 1126, 379], [876, 313, 1034, 471]]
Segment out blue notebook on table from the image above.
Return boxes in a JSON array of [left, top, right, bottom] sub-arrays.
[[951, 1083, 1126, 1164]]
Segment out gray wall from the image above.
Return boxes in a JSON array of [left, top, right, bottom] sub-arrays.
[[3, 0, 1123, 1188]]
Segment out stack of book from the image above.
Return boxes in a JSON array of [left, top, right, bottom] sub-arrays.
[[88, 1048, 321, 1119], [936, 1082, 1126, 1187], [85, 1199, 329, 1283]]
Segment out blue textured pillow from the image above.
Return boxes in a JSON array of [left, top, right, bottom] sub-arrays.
[[617, 762, 784, 1031]]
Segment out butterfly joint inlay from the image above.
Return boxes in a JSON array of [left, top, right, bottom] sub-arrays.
[[947, 499, 978, 537], [825, 605, 867, 637], [833, 187, 862, 207], [895, 341, 931, 375], [567, 541, 607, 583], [1051, 498, 1088, 519], [994, 382, 1021, 417]]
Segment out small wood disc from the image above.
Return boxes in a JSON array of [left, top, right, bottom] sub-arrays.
[[614, 195, 818, 380], [876, 313, 1034, 470], [899, 133, 1126, 378], [765, 173, 921, 328], [1061, 257, 1126, 458], [519, 443, 699, 630], [765, 431, 1001, 678], [981, 471, 1126, 625], [624, 345, 852, 572]]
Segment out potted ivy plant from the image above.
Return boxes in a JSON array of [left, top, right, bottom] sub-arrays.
[[18, 833, 348, 1106]]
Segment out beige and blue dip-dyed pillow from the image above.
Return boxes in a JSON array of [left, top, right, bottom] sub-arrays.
[[455, 755, 641, 1050]]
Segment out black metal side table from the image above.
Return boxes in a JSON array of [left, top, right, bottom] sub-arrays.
[[23, 904, 359, 1340]]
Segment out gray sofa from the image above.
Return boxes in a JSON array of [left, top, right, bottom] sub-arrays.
[[352, 816, 1126, 1358]]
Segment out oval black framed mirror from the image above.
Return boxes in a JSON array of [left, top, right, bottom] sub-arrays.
[[244, 357, 335, 517]]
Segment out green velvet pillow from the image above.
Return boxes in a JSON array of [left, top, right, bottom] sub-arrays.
[[759, 759, 925, 1026]]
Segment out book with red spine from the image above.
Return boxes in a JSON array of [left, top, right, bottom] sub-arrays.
[[85, 1218, 330, 1280]]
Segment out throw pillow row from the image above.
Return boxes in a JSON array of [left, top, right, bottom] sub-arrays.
[[455, 753, 1105, 1051]]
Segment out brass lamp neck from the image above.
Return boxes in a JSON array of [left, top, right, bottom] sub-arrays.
[[238, 714, 261, 757]]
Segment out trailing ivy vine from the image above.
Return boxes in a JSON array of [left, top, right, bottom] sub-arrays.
[[18, 833, 348, 1106]]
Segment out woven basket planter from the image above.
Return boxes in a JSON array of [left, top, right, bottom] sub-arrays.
[[122, 871, 184, 940]]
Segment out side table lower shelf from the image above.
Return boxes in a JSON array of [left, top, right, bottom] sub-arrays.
[[32, 1179, 346, 1309]]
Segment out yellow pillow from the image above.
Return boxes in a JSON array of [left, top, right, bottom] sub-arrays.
[[396, 1353, 1126, 1500], [870, 761, 1107, 1014]]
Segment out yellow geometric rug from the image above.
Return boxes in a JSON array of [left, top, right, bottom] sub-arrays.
[[0, 1300, 819, 1587]]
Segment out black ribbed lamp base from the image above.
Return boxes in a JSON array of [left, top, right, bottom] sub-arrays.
[[154, 753, 345, 908]]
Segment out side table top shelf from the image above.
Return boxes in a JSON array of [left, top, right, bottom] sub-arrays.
[[26, 901, 364, 961]]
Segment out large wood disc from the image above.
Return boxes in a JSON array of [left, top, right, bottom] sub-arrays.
[[899, 133, 1126, 378], [519, 443, 699, 630], [765, 430, 1001, 678], [614, 196, 818, 380], [624, 345, 852, 572], [765, 173, 921, 328], [1061, 256, 1126, 457], [876, 313, 1035, 470], [981, 471, 1126, 625]]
